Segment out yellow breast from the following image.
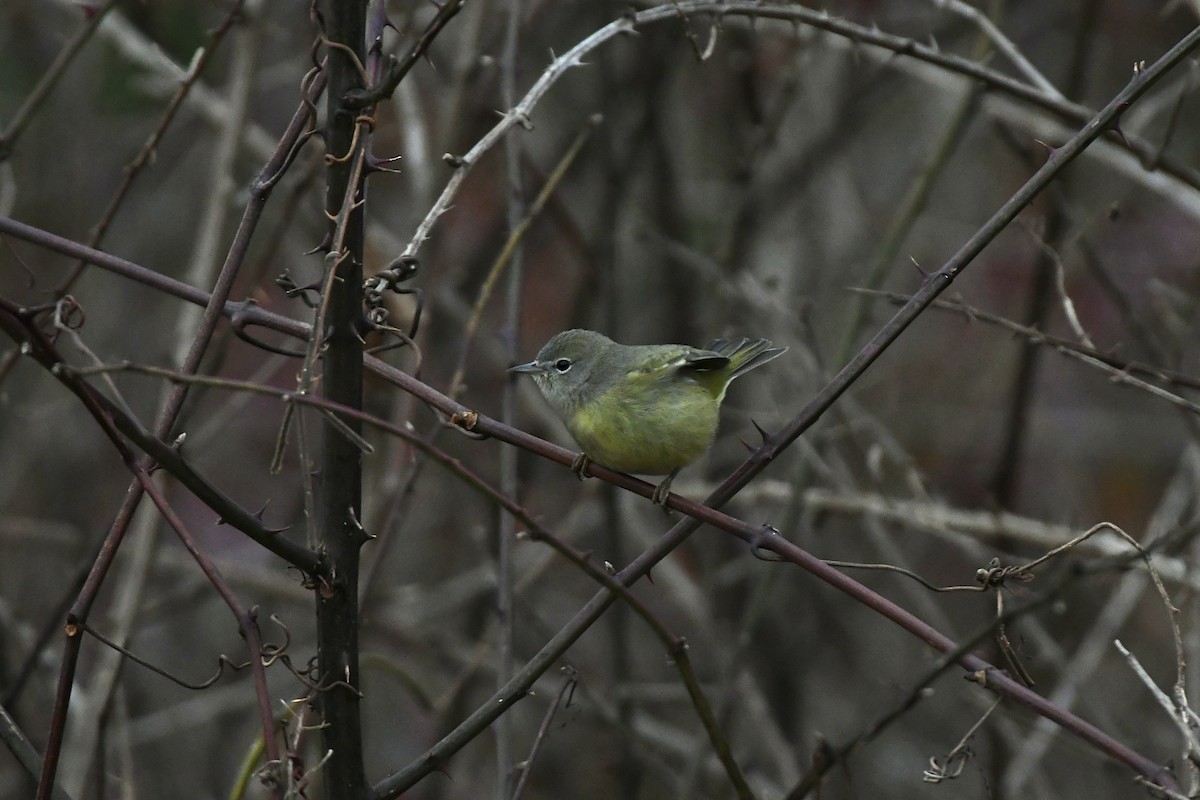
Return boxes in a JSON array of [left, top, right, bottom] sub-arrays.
[[566, 378, 720, 475]]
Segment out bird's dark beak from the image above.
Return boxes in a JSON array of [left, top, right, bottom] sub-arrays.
[[508, 361, 545, 374]]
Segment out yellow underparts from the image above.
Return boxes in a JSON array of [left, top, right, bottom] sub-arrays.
[[566, 374, 722, 476]]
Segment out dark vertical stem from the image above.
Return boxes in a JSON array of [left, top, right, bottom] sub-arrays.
[[988, 207, 1060, 507], [988, 0, 1100, 509], [498, 2, 523, 796], [643, 32, 696, 343], [986, 2, 1099, 787], [596, 31, 638, 799], [316, 2, 368, 798]]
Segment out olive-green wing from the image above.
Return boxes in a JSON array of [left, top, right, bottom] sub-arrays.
[[625, 345, 728, 377]]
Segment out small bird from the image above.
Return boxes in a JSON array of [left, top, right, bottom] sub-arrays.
[[509, 329, 786, 505]]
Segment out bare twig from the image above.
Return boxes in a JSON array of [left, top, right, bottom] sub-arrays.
[[855, 289, 1200, 393], [804, 488, 1200, 591], [927, 0, 1064, 98], [0, 702, 75, 800], [1115, 640, 1200, 753], [509, 670, 576, 800], [0, 0, 120, 155]]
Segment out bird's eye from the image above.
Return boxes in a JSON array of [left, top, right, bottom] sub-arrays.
[[553, 358, 572, 373]]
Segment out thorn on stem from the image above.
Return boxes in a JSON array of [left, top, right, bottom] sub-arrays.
[[306, 232, 334, 255], [364, 152, 403, 175], [1032, 138, 1061, 159], [910, 256, 930, 281]]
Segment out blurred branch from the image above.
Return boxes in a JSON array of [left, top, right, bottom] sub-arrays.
[[509, 670, 577, 800], [55, 469, 156, 795], [50, 0, 280, 155], [381, 1, 1200, 274], [496, 2, 524, 793], [858, 289, 1200, 395], [1115, 640, 1200, 789], [174, 0, 264, 362], [834, 83, 980, 363], [40, 14, 269, 775], [0, 0, 119, 158], [783, 558, 1087, 798], [986, 2, 1099, 507], [0, 299, 322, 570], [66, 0, 250, 293], [926, 0, 1063, 98], [0, 291, 303, 800], [1003, 448, 1199, 792], [127, 471, 283, 792], [446, 113, 600, 399], [790, 35, 1200, 542], [0, 0, 253, 400], [0, 702, 74, 800], [804, 488, 1200, 591]]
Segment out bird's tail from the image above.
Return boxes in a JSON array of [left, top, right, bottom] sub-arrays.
[[705, 337, 787, 380]]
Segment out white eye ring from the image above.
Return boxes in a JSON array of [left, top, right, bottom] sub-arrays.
[[553, 358, 572, 373]]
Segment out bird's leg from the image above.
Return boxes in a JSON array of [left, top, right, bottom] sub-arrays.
[[570, 453, 593, 481], [651, 468, 680, 508]]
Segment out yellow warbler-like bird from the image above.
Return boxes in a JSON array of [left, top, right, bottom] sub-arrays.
[[509, 329, 786, 504]]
